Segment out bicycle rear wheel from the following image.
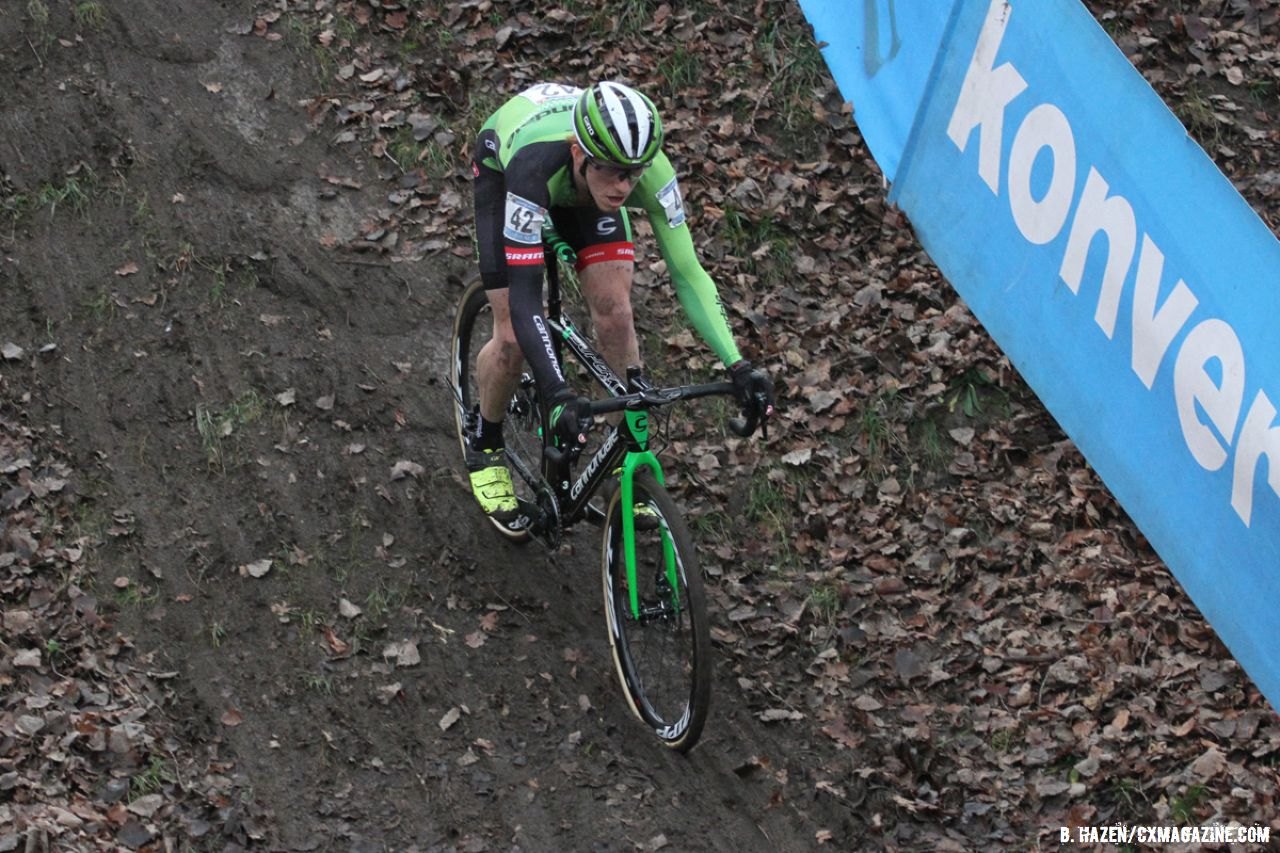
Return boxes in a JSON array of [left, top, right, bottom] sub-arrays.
[[450, 277, 543, 542], [601, 470, 711, 752]]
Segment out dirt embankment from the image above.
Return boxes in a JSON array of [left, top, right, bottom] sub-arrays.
[[1, 2, 853, 850]]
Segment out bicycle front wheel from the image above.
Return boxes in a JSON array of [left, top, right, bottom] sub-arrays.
[[450, 277, 543, 543], [601, 470, 711, 752]]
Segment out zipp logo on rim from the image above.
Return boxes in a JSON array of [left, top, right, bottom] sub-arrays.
[[596, 217, 618, 236]]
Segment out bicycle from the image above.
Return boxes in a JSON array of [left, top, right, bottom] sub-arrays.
[[448, 232, 768, 752]]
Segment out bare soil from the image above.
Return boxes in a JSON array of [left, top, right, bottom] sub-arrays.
[[1, 2, 853, 850]]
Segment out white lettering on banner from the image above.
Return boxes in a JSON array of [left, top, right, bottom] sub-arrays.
[[1234, 393, 1280, 523], [1174, 319, 1244, 471], [1129, 236, 1198, 389], [946, 0, 1027, 194], [1007, 102, 1076, 244], [947, 0, 1280, 526], [1059, 168, 1136, 335]]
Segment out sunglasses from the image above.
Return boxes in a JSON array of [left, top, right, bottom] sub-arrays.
[[587, 159, 648, 183]]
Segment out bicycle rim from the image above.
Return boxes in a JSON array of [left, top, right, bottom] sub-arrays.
[[451, 278, 543, 542], [601, 470, 711, 752]]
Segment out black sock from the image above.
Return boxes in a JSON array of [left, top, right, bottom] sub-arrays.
[[474, 417, 504, 452]]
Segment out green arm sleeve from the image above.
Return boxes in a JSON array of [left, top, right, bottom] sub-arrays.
[[637, 155, 742, 368]]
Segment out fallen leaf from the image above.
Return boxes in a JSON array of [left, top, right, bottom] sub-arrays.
[[221, 708, 244, 727], [114, 261, 139, 276], [758, 708, 804, 722], [323, 626, 351, 657], [384, 640, 421, 667], [1190, 746, 1226, 779], [242, 559, 272, 578], [781, 447, 813, 466], [390, 460, 425, 480], [439, 706, 461, 731], [127, 794, 164, 818]]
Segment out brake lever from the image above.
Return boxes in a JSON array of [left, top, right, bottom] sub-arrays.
[[756, 394, 773, 440]]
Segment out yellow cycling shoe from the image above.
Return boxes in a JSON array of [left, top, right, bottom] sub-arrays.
[[466, 447, 518, 519]]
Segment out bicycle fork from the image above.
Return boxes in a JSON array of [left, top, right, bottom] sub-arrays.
[[616, 411, 682, 623]]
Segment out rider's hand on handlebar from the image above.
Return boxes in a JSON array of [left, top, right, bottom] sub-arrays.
[[729, 359, 776, 421], [548, 389, 593, 452]]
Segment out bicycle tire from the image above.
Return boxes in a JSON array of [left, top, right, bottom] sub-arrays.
[[450, 278, 543, 543], [601, 470, 711, 752]]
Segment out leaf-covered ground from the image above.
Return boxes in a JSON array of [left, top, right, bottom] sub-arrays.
[[2, 0, 1278, 850]]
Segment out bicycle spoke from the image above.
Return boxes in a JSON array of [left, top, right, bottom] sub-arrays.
[[602, 471, 710, 751]]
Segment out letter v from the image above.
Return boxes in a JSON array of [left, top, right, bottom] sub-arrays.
[[1131, 234, 1198, 389]]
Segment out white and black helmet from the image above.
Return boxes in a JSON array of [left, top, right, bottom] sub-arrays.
[[572, 81, 663, 167]]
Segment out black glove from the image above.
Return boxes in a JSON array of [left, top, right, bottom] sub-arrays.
[[548, 389, 592, 450], [730, 359, 776, 417]]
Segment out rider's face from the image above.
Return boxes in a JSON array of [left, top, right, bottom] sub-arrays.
[[574, 146, 645, 212]]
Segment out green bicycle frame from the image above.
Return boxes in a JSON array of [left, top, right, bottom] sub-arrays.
[[617, 409, 681, 621]]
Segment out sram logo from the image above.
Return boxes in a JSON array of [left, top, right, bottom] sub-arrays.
[[505, 247, 544, 266]]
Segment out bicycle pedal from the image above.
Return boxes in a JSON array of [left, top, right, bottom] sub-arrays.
[[493, 499, 538, 535]]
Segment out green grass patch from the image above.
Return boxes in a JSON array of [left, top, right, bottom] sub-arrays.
[[906, 415, 952, 475], [115, 583, 159, 609], [945, 367, 1011, 422], [130, 755, 175, 799], [807, 582, 840, 625], [195, 390, 266, 472], [754, 14, 830, 148], [741, 465, 814, 572], [857, 389, 910, 473], [657, 47, 701, 96], [74, 0, 106, 30], [1247, 78, 1275, 106], [719, 204, 794, 287], [1174, 85, 1221, 149], [300, 672, 334, 694], [208, 620, 227, 647], [4, 168, 98, 226], [1170, 783, 1207, 823], [389, 127, 452, 176], [26, 0, 50, 24]]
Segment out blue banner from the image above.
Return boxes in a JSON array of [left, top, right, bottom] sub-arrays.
[[801, 1, 952, 180], [801, 0, 1280, 708]]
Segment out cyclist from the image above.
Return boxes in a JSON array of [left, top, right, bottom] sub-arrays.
[[467, 81, 775, 519]]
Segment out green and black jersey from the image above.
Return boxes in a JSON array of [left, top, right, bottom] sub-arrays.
[[472, 83, 742, 400]]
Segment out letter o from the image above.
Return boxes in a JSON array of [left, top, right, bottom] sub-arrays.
[[1008, 103, 1077, 245]]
